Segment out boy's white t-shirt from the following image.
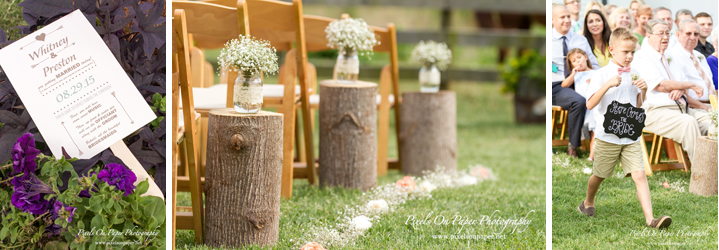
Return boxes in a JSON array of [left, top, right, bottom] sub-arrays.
[[574, 70, 597, 131], [587, 61, 642, 145]]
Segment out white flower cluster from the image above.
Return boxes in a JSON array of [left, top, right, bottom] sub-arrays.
[[217, 35, 279, 76], [325, 18, 378, 53], [410, 40, 453, 70], [708, 109, 718, 128], [295, 165, 496, 249]]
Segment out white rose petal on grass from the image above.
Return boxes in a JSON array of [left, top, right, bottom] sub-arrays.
[[366, 199, 389, 213], [582, 168, 592, 174], [417, 180, 437, 193], [456, 175, 478, 186], [350, 216, 372, 231]]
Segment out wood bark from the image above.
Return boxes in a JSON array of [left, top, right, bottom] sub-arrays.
[[400, 91, 457, 176], [689, 136, 718, 196], [318, 80, 377, 191], [204, 109, 283, 247]]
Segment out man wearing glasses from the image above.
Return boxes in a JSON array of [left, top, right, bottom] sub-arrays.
[[670, 18, 716, 107], [633, 19, 709, 167]]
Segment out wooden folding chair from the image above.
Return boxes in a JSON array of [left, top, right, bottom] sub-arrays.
[[640, 130, 691, 176], [172, 9, 205, 245], [173, 0, 316, 198], [551, 106, 569, 146], [303, 13, 402, 176]]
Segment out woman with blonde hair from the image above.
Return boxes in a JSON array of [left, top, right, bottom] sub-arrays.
[[608, 7, 633, 30], [582, 1, 605, 21], [629, 0, 645, 28]]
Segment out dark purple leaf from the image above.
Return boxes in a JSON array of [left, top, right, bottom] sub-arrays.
[[17, 0, 74, 19], [103, 33, 121, 61], [130, 0, 165, 57], [0, 28, 6, 43]]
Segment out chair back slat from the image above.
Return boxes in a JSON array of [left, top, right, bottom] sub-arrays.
[[172, 2, 242, 49]]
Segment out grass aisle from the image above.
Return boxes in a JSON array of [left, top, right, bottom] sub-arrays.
[[552, 153, 718, 249], [176, 82, 546, 249]]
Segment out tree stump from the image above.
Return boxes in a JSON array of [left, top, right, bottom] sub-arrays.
[[204, 109, 283, 247], [400, 91, 457, 176], [689, 136, 718, 196], [319, 80, 377, 190]]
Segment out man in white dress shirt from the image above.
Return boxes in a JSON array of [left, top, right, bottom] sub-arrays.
[[633, 19, 710, 165], [642, 7, 678, 50], [669, 18, 716, 110], [552, 4, 600, 157]]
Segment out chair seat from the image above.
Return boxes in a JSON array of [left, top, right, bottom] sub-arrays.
[[309, 94, 395, 107], [181, 84, 301, 110]]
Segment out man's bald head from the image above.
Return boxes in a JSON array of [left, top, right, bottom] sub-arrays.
[[553, 4, 572, 35]]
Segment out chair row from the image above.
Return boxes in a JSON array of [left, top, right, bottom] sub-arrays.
[[172, 0, 403, 247]]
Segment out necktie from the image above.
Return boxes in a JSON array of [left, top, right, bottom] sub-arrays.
[[562, 36, 569, 78], [617, 66, 631, 75], [689, 53, 716, 96]]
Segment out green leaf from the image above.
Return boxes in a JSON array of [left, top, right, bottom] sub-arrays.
[[0, 226, 8, 240], [135, 180, 149, 196], [10, 226, 17, 243], [91, 214, 107, 230], [44, 241, 68, 250], [40, 161, 52, 176]]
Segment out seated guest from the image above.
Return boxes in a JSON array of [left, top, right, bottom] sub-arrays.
[[633, 19, 712, 166], [562, 48, 597, 161], [552, 4, 599, 157], [642, 7, 678, 50], [708, 29, 718, 89], [669, 18, 716, 107], [609, 7, 633, 30], [583, 10, 612, 67], [582, 1, 604, 26], [604, 4, 617, 17], [673, 9, 693, 36], [694, 12, 715, 57], [633, 5, 653, 45], [566, 0, 583, 33], [629, 0, 644, 28]]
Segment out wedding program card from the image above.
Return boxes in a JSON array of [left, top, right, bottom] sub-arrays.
[[0, 10, 156, 159]]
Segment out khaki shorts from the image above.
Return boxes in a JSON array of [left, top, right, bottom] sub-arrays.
[[592, 139, 644, 178]]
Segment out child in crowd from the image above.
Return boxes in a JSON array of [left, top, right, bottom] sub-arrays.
[[562, 48, 597, 161], [578, 27, 671, 229]]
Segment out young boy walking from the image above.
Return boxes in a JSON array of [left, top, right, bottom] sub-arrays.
[[578, 27, 671, 229]]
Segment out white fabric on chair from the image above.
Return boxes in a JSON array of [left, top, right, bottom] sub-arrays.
[[180, 84, 301, 109], [309, 94, 395, 106]]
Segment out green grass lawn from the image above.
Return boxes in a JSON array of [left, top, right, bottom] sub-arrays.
[[552, 153, 718, 249], [175, 81, 546, 249]]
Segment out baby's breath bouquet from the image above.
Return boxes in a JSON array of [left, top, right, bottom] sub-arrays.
[[325, 18, 378, 82], [325, 18, 378, 54], [411, 41, 452, 92], [410, 40, 452, 70], [218, 35, 279, 76], [217, 35, 279, 113], [708, 109, 718, 140]]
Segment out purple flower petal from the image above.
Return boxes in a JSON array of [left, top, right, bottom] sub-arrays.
[[97, 163, 136, 196], [11, 133, 41, 175]]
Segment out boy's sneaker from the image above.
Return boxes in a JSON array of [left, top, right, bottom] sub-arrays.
[[648, 215, 672, 229], [577, 200, 595, 217]]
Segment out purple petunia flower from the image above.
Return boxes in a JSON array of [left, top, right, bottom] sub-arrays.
[[11, 133, 41, 175], [52, 200, 76, 223], [97, 163, 136, 196], [10, 174, 54, 215], [45, 199, 75, 237]]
